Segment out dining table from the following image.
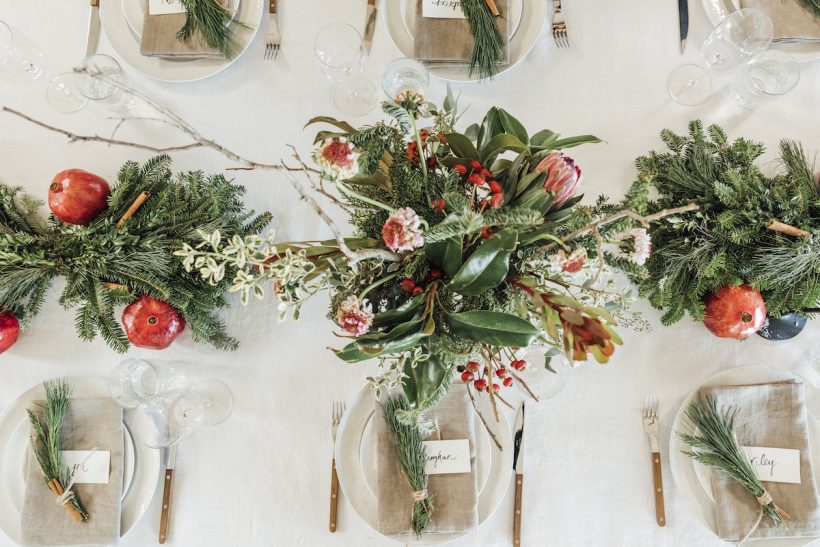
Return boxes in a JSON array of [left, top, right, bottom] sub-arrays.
[[2, 0, 820, 546]]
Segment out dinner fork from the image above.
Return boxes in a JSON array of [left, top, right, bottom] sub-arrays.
[[264, 0, 280, 60], [552, 0, 568, 48], [642, 394, 666, 527], [329, 401, 345, 533]]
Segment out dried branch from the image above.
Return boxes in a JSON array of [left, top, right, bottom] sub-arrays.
[[466, 385, 503, 451]]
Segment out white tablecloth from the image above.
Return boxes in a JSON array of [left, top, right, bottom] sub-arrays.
[[2, 0, 820, 545]]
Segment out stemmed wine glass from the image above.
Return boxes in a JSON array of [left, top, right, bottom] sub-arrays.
[[667, 9, 773, 106], [0, 21, 46, 83], [381, 57, 430, 100], [128, 380, 234, 449], [314, 22, 376, 116], [48, 54, 139, 115], [108, 358, 186, 409]]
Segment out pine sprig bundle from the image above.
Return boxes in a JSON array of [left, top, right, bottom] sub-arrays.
[[628, 121, 820, 323], [177, 0, 248, 59], [0, 155, 271, 352], [461, 0, 505, 80]]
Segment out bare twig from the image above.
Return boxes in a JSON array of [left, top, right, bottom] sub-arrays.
[[509, 368, 540, 402], [591, 226, 605, 284], [466, 385, 503, 451]]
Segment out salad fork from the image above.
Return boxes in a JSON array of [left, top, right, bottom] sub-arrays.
[[552, 0, 568, 48], [329, 401, 345, 533], [642, 394, 666, 527], [264, 0, 280, 60]]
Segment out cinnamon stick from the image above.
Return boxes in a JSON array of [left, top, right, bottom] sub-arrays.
[[766, 220, 810, 238], [116, 192, 150, 229], [484, 0, 500, 16], [47, 479, 84, 523]]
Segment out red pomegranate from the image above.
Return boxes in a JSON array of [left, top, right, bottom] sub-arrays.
[[0, 312, 19, 354], [122, 296, 185, 350], [48, 169, 111, 225], [703, 284, 766, 339]]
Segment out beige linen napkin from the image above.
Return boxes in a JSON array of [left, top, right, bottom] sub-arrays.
[[21, 398, 124, 547], [139, 0, 223, 58], [414, 0, 511, 66], [706, 381, 820, 541], [741, 0, 820, 41], [375, 384, 479, 539]]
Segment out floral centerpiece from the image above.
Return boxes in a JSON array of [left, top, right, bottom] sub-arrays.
[[175, 89, 695, 422]]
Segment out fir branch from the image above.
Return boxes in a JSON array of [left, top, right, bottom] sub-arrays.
[[177, 0, 248, 59], [461, 0, 505, 79]]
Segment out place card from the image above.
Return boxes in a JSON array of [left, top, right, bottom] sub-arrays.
[[422, 439, 471, 475], [742, 446, 801, 484], [61, 451, 111, 484], [422, 0, 467, 19], [148, 0, 187, 16]]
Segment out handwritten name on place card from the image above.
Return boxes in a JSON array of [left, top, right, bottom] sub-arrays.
[[422, 439, 471, 475], [61, 451, 111, 485], [148, 0, 187, 16], [422, 0, 467, 19], [742, 446, 801, 484]]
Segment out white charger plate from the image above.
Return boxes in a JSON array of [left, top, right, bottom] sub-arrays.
[[0, 377, 161, 546], [335, 386, 512, 544], [101, 0, 264, 82], [385, 0, 548, 82], [670, 365, 820, 546], [700, 0, 820, 62]]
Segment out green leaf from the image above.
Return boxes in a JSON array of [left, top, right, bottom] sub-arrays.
[[496, 109, 529, 144], [449, 229, 518, 295], [402, 351, 451, 409], [448, 311, 539, 347], [530, 129, 559, 147], [372, 295, 424, 328], [334, 343, 377, 362], [550, 135, 602, 149], [344, 173, 392, 192], [425, 236, 463, 277], [480, 134, 529, 164], [304, 116, 357, 134], [464, 123, 480, 142], [444, 133, 481, 161]]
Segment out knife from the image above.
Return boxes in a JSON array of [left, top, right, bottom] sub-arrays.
[[363, 0, 377, 53], [512, 403, 525, 547], [85, 0, 101, 58], [158, 446, 176, 545], [678, 0, 689, 54]]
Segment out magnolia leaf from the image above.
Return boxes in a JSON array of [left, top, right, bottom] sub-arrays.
[[531, 129, 559, 147], [550, 135, 602, 149], [496, 109, 529, 144], [444, 133, 481, 161], [447, 311, 539, 347], [449, 229, 518, 295], [371, 295, 425, 328], [345, 173, 392, 192], [425, 236, 463, 277], [402, 351, 451, 410], [480, 134, 529, 164], [304, 116, 357, 134]]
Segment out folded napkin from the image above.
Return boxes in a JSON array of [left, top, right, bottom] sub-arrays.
[[139, 0, 223, 59], [741, 0, 820, 41], [22, 398, 124, 547], [414, 0, 511, 66], [375, 384, 479, 539], [706, 381, 820, 541]]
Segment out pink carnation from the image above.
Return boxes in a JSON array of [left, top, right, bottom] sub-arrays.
[[382, 207, 424, 253], [548, 248, 587, 273], [534, 151, 582, 208], [336, 295, 374, 336], [313, 139, 359, 180]]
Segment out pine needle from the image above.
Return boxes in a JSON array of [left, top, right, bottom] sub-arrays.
[[177, 0, 249, 59], [460, 0, 505, 80]]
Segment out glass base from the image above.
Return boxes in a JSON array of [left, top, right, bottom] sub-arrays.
[[191, 379, 234, 426], [332, 79, 376, 117], [667, 64, 713, 106]]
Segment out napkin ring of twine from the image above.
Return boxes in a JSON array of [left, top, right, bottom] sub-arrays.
[[737, 489, 791, 546], [46, 447, 97, 523], [411, 489, 429, 502]]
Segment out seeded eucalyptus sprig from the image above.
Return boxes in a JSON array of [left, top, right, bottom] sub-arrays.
[[460, 0, 505, 79], [177, 0, 249, 59]]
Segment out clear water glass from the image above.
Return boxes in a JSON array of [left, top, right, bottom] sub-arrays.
[[75, 54, 138, 114], [667, 64, 713, 106], [513, 347, 571, 399], [129, 380, 233, 448], [702, 9, 773, 72], [0, 21, 46, 83], [314, 22, 376, 116], [109, 358, 184, 409], [381, 57, 430, 100], [732, 50, 800, 108]]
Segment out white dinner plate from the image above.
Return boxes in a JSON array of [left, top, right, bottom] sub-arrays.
[[670, 365, 820, 546], [100, 0, 264, 82], [385, 0, 548, 82], [700, 0, 820, 62], [335, 386, 512, 544], [0, 377, 161, 545]]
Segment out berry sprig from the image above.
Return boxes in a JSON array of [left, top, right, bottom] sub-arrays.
[[456, 356, 528, 394]]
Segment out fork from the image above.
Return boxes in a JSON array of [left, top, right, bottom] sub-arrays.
[[264, 0, 280, 60], [329, 401, 345, 533], [642, 394, 666, 527], [552, 0, 568, 48]]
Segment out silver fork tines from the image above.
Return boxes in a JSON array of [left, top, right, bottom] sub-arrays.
[[642, 394, 660, 450], [331, 401, 345, 442], [552, 0, 569, 48], [265, 0, 280, 60]]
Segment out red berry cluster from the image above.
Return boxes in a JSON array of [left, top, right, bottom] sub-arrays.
[[454, 160, 504, 210], [456, 358, 527, 393], [401, 269, 443, 296], [406, 129, 438, 168]]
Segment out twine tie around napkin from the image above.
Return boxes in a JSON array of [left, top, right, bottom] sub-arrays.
[[51, 448, 98, 510], [411, 489, 429, 502]]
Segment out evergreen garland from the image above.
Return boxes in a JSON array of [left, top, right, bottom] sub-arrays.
[[628, 121, 820, 323], [0, 155, 271, 352]]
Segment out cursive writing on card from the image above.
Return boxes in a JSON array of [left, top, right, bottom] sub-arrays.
[[61, 451, 111, 484], [422, 439, 471, 474], [148, 0, 187, 16], [742, 446, 801, 484], [422, 0, 467, 19]]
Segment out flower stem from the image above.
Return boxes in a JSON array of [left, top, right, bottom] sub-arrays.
[[336, 181, 395, 213], [359, 270, 401, 300], [409, 116, 432, 207]]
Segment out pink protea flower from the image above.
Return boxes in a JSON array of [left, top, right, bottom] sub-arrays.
[[534, 151, 582, 207], [382, 207, 424, 253], [336, 295, 374, 336], [548, 248, 587, 273], [313, 138, 359, 180]]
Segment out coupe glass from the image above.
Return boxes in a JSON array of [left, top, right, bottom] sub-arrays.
[[702, 9, 773, 72], [108, 358, 185, 409], [314, 22, 376, 116], [732, 50, 800, 108], [0, 21, 46, 83], [74, 54, 138, 114], [381, 57, 430, 100], [129, 380, 233, 448]]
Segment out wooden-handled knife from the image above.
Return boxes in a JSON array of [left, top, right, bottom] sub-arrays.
[[512, 403, 525, 547], [159, 446, 176, 544]]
